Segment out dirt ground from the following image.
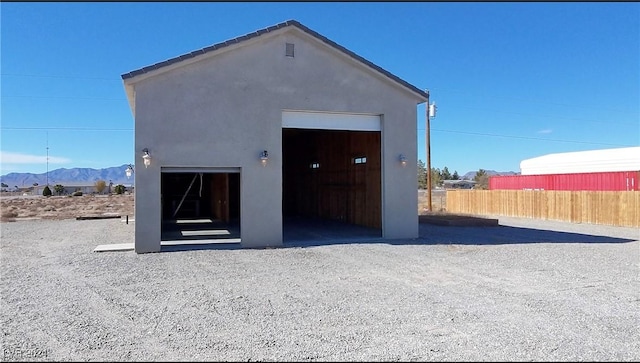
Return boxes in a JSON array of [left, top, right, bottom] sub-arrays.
[[1, 191, 441, 222], [0, 194, 135, 222], [2, 215, 638, 361], [418, 189, 447, 213]]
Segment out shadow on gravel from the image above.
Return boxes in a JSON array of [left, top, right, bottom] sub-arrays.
[[283, 223, 636, 248], [156, 219, 636, 253], [412, 224, 636, 246], [161, 243, 243, 252]]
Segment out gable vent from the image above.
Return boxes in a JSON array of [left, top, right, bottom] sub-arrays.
[[285, 43, 295, 57]]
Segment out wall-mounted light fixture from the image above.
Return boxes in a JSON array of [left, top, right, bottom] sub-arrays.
[[260, 150, 269, 166], [142, 148, 151, 168], [399, 154, 408, 166], [125, 164, 134, 179]]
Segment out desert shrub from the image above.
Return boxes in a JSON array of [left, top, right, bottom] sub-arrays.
[[114, 184, 125, 195], [94, 180, 107, 194], [54, 184, 65, 195], [1, 210, 18, 218], [56, 199, 72, 206], [72, 191, 83, 197], [42, 185, 52, 196]]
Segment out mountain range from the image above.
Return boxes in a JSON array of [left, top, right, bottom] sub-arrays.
[[1, 165, 519, 187], [1, 165, 132, 187]]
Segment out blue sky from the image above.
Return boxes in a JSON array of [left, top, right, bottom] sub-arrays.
[[1, 2, 638, 177]]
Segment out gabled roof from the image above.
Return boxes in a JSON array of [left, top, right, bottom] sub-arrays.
[[121, 19, 428, 101]]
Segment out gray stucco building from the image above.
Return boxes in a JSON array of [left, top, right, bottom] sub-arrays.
[[122, 20, 428, 253]]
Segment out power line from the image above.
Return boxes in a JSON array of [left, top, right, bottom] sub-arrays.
[[428, 86, 637, 115], [3, 73, 636, 116], [0, 73, 121, 81], [2, 95, 126, 101], [449, 105, 639, 127], [1, 127, 133, 131], [3, 74, 636, 125], [420, 128, 634, 147], [5, 97, 634, 128], [3, 125, 632, 148], [6, 94, 634, 127]]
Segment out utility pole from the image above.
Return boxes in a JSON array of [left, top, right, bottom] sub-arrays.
[[425, 90, 432, 212], [46, 132, 49, 187], [425, 90, 436, 212]]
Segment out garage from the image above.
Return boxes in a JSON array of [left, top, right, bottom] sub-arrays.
[[160, 169, 240, 244], [122, 20, 427, 253]]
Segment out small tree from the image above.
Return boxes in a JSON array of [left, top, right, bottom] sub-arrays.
[[42, 185, 52, 196], [54, 184, 65, 196], [417, 159, 427, 189], [474, 169, 490, 190], [114, 184, 126, 195], [441, 166, 452, 181], [431, 167, 442, 188], [94, 180, 107, 194], [452, 171, 460, 180]]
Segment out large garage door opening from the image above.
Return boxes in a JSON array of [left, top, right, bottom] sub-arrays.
[[282, 128, 382, 242], [161, 170, 240, 244]]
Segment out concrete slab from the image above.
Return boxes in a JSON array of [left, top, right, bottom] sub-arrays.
[[419, 213, 499, 227], [161, 218, 240, 242], [93, 243, 134, 252], [283, 216, 382, 246], [77, 215, 121, 220], [161, 238, 241, 246], [94, 239, 242, 253]]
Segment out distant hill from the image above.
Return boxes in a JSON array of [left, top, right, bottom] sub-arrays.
[[1, 165, 131, 187], [461, 170, 520, 180], [2, 165, 520, 188]]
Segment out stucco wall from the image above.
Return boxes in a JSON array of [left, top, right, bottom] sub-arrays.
[[130, 28, 422, 252]]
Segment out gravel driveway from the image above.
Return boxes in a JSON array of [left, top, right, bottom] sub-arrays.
[[1, 217, 638, 361]]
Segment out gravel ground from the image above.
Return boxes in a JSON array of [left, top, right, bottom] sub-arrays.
[[1, 217, 639, 361]]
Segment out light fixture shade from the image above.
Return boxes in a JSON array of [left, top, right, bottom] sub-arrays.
[[399, 154, 408, 166], [125, 165, 133, 179], [142, 148, 151, 168]]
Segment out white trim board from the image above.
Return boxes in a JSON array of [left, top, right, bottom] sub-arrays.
[[282, 111, 381, 131], [161, 167, 241, 173]]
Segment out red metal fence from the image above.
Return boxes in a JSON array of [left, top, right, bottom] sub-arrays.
[[489, 171, 640, 191]]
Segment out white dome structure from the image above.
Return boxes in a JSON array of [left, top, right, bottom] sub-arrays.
[[520, 146, 640, 175]]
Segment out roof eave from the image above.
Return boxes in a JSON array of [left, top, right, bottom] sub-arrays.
[[287, 20, 428, 102]]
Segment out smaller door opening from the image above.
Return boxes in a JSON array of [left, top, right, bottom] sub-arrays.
[[161, 171, 240, 244]]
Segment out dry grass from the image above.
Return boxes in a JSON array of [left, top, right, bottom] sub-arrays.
[[418, 190, 447, 214], [0, 194, 135, 222], [2, 191, 440, 222]]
